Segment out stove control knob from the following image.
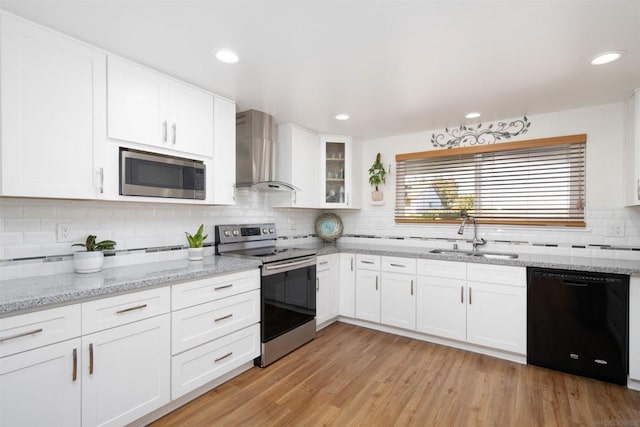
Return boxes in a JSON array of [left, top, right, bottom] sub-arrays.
[[232, 230, 239, 236], [223, 230, 230, 237], [269, 228, 275, 233], [262, 228, 268, 234]]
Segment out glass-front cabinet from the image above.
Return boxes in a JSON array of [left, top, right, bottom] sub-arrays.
[[321, 135, 353, 208]]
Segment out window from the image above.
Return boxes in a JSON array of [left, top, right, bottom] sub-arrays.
[[394, 134, 586, 226]]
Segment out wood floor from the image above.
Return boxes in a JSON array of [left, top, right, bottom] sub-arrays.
[[152, 322, 640, 426]]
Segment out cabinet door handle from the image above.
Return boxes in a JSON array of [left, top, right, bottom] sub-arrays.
[[316, 278, 320, 292], [350, 257, 354, 271], [375, 276, 378, 290], [172, 123, 176, 144], [469, 287, 472, 305], [461, 286, 464, 304], [72, 348, 78, 381], [410, 279, 414, 296], [0, 327, 43, 342], [346, 192, 350, 206], [116, 303, 147, 314], [214, 352, 233, 363], [89, 343, 94, 375], [214, 284, 233, 291], [162, 120, 167, 142], [98, 167, 104, 194], [214, 314, 233, 322]]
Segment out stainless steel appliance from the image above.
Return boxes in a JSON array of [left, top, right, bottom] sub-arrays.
[[235, 110, 298, 191], [120, 148, 205, 199], [527, 267, 629, 385], [215, 223, 316, 367]]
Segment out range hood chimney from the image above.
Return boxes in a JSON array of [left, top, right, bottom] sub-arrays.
[[235, 110, 299, 191]]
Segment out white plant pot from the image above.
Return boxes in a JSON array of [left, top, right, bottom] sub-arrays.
[[188, 247, 204, 261], [371, 189, 384, 201], [73, 251, 104, 274]]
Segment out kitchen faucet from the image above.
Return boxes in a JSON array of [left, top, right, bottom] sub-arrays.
[[457, 215, 486, 252]]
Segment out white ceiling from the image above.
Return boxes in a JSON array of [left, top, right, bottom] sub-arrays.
[[1, 0, 639, 140]]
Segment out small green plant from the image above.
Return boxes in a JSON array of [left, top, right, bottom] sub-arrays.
[[72, 235, 116, 252], [368, 152, 387, 191], [185, 224, 208, 248]]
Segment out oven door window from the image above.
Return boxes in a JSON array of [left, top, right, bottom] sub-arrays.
[[262, 265, 316, 342]]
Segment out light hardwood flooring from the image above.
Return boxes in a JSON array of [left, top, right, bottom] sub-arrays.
[[152, 322, 640, 426]]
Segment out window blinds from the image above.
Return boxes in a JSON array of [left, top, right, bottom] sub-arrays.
[[394, 135, 586, 226]]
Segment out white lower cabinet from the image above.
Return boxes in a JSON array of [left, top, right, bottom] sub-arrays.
[[416, 259, 526, 355], [339, 253, 356, 317], [0, 338, 82, 427], [171, 324, 260, 399], [355, 269, 381, 322], [81, 314, 171, 427], [316, 254, 340, 327], [380, 257, 417, 330]]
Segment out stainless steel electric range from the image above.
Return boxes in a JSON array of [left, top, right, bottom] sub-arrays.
[[215, 223, 317, 367]]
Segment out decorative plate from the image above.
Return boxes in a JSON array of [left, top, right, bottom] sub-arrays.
[[315, 213, 344, 242]]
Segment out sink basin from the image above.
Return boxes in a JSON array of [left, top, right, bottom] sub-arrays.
[[472, 252, 519, 259], [429, 249, 519, 259], [429, 249, 474, 256]]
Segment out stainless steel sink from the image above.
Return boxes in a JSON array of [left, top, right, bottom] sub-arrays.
[[429, 249, 474, 256], [429, 249, 519, 259]]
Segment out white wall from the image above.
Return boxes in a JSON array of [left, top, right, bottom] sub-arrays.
[[338, 103, 640, 257]]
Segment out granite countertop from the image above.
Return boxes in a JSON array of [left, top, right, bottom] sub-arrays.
[[297, 242, 640, 275], [0, 256, 262, 316]]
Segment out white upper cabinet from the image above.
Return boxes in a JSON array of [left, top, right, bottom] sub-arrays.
[[624, 89, 640, 206], [211, 95, 237, 204], [107, 56, 214, 158], [0, 14, 107, 199], [321, 135, 354, 208], [276, 123, 321, 208]]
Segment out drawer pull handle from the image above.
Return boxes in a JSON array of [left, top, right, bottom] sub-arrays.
[[116, 304, 147, 314], [361, 260, 374, 265], [319, 261, 329, 265], [72, 348, 78, 381], [214, 284, 233, 291], [0, 327, 43, 342], [214, 352, 233, 363], [390, 263, 405, 268], [89, 343, 94, 375], [214, 314, 233, 322]]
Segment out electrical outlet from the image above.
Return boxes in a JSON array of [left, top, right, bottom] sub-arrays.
[[605, 220, 625, 237], [57, 223, 71, 242]]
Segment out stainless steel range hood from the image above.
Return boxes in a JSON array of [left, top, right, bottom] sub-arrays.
[[235, 110, 299, 191]]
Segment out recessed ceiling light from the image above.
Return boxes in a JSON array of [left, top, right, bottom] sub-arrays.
[[213, 48, 239, 64], [465, 112, 481, 119], [335, 114, 350, 121], [590, 50, 626, 65]]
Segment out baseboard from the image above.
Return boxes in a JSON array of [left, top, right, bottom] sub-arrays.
[[336, 316, 527, 365], [628, 378, 640, 391]]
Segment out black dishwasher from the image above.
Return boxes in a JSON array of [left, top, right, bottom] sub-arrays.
[[527, 267, 629, 385]]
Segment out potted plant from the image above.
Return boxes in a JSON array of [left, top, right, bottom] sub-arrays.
[[368, 152, 387, 201], [185, 224, 208, 261], [72, 235, 116, 273]]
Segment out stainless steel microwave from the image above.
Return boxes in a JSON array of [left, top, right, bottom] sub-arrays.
[[120, 148, 206, 200]]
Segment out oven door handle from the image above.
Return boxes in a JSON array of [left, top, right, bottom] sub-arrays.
[[263, 256, 317, 273]]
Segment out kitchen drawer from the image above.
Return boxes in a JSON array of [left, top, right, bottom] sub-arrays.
[[82, 287, 170, 334], [356, 254, 381, 271], [171, 323, 260, 399], [467, 264, 526, 287], [0, 305, 81, 358], [171, 289, 260, 355], [317, 254, 337, 273], [172, 269, 260, 310], [417, 259, 466, 280], [382, 256, 416, 274]]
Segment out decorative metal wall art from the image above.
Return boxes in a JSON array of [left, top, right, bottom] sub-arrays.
[[430, 116, 531, 149]]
